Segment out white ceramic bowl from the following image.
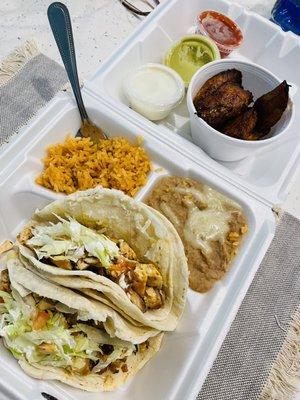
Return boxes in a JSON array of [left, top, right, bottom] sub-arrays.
[[187, 60, 294, 162]]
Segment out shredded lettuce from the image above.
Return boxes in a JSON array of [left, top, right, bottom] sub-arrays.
[[0, 291, 133, 372], [27, 216, 120, 268]]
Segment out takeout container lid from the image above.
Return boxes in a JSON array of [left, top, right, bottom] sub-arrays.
[[82, 0, 300, 206]]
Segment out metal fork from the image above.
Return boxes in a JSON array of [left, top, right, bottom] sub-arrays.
[[47, 2, 108, 143]]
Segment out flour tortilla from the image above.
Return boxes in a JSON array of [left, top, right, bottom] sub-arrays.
[[18, 255, 150, 329], [17, 188, 188, 331], [18, 331, 163, 392], [7, 251, 159, 344]]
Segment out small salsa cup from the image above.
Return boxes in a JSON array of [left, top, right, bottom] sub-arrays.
[[196, 11, 244, 57]]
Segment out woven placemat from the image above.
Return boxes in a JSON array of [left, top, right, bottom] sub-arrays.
[[0, 41, 67, 147]]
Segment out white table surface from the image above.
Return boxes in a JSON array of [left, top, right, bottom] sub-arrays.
[[0, 2, 300, 398]]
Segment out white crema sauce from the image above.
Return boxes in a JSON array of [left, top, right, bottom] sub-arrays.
[[177, 186, 239, 254], [124, 64, 185, 121], [130, 67, 180, 104]]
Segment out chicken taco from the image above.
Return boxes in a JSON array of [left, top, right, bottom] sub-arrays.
[[5, 250, 159, 343], [16, 188, 188, 331], [0, 251, 163, 392]]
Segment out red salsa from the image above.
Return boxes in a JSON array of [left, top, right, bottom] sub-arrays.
[[197, 11, 243, 56]]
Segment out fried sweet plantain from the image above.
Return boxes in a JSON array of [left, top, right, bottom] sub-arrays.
[[194, 69, 242, 109], [222, 108, 258, 140], [254, 80, 289, 137], [196, 82, 253, 128]]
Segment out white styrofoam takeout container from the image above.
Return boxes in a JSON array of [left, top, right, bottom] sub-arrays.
[[0, 92, 275, 400], [187, 59, 294, 162], [84, 0, 300, 206]]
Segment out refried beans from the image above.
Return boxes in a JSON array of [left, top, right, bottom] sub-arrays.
[[145, 176, 248, 292]]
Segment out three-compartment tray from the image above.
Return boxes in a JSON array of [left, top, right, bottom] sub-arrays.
[[0, 0, 299, 399], [0, 90, 275, 400], [84, 0, 300, 206], [0, 93, 275, 400]]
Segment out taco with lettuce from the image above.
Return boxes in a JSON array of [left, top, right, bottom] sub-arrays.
[[16, 188, 188, 331], [0, 251, 163, 392]]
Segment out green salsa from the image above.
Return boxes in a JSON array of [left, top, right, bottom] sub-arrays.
[[164, 35, 220, 86]]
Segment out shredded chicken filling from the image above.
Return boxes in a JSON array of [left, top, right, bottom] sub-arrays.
[[18, 219, 165, 313], [0, 283, 150, 377]]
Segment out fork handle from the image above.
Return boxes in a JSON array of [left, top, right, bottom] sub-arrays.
[[47, 2, 88, 122]]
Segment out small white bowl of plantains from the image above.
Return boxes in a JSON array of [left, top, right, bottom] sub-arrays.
[[187, 59, 294, 162]]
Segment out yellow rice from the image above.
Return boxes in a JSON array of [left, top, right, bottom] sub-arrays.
[[36, 135, 151, 196]]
